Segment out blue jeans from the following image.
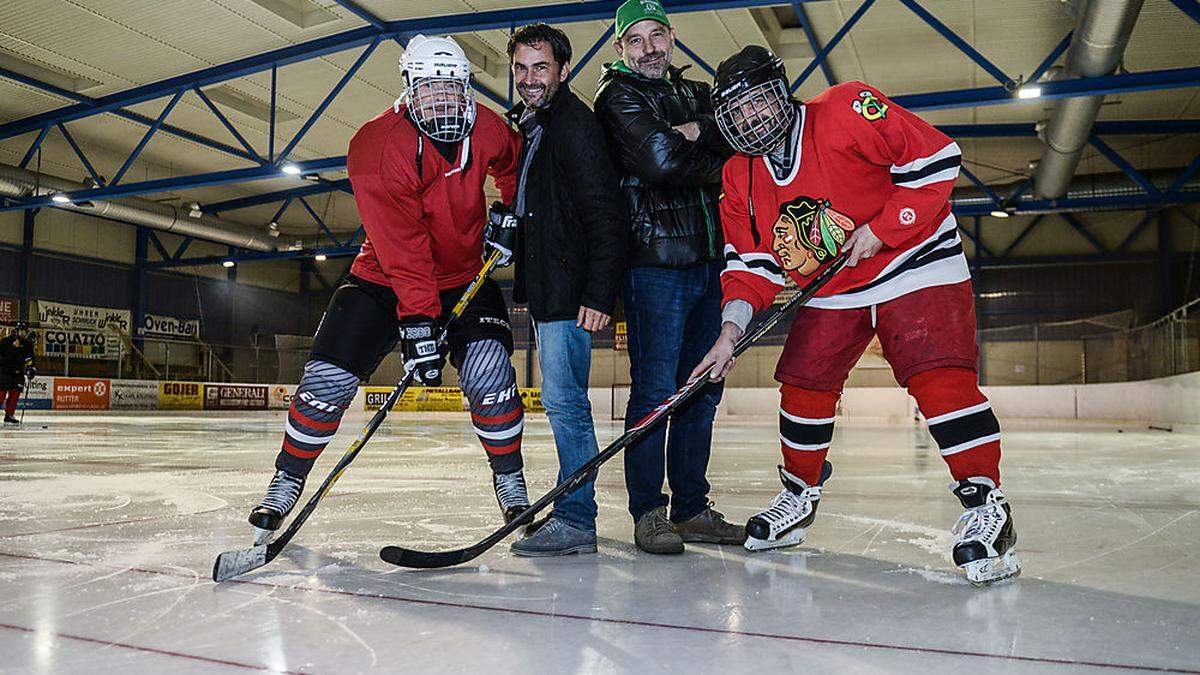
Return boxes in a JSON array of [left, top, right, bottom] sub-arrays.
[[622, 261, 725, 523], [537, 319, 599, 531]]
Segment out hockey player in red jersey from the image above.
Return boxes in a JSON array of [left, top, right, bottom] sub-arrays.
[[692, 46, 1018, 586], [247, 35, 530, 544]]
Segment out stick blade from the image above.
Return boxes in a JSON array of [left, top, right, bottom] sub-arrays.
[[379, 545, 479, 569], [212, 544, 269, 582]]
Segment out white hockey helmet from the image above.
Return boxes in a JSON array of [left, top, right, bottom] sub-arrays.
[[398, 34, 477, 143]]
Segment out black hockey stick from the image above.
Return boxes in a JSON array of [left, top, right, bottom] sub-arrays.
[[213, 251, 505, 582], [381, 256, 848, 569], [19, 373, 30, 426]]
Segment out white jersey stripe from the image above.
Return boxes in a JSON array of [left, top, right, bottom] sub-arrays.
[[890, 141, 961, 175], [894, 166, 961, 189], [781, 436, 831, 452], [924, 401, 992, 426], [473, 419, 525, 441], [939, 432, 1002, 457], [285, 419, 332, 446], [780, 409, 836, 425]]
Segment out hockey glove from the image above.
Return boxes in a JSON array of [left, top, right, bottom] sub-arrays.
[[25, 366, 36, 382], [483, 201, 518, 268], [399, 316, 444, 386]]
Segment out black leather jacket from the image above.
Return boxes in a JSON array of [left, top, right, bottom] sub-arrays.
[[595, 62, 731, 269]]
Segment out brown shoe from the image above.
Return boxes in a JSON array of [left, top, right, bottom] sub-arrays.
[[634, 506, 684, 555], [674, 503, 746, 544]]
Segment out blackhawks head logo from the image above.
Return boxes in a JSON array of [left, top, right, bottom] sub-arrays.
[[772, 196, 857, 276]]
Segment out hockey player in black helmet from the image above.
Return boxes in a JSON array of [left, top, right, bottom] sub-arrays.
[[696, 45, 1018, 586]]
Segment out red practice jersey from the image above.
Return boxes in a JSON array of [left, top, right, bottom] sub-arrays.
[[347, 104, 520, 319], [719, 81, 968, 312]]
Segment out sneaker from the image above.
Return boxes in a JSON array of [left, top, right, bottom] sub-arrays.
[[510, 517, 597, 557], [674, 502, 746, 544], [634, 505, 684, 555]]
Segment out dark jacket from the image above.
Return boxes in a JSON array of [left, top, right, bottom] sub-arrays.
[[0, 334, 35, 389], [507, 88, 627, 322], [594, 62, 731, 269]]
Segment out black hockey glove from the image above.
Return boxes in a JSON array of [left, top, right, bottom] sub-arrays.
[[399, 316, 444, 386], [25, 365, 36, 382], [483, 201, 518, 268]]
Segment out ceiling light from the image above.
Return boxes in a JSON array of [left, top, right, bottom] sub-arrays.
[[281, 162, 302, 175], [990, 209, 1010, 218], [314, 253, 327, 262], [188, 202, 203, 218], [1017, 85, 1042, 100], [51, 193, 71, 204], [268, 221, 280, 238], [222, 260, 236, 268]]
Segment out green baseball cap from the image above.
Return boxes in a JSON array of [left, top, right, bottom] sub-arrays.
[[615, 0, 671, 39]]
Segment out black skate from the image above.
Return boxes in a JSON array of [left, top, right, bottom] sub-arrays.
[[248, 469, 306, 545], [951, 477, 1020, 587], [3, 415, 19, 426], [493, 470, 529, 524], [744, 462, 832, 552]]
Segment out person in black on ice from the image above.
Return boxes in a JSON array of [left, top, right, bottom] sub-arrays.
[[0, 322, 37, 425]]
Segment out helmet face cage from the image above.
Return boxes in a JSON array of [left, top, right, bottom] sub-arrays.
[[405, 76, 477, 143], [715, 78, 796, 156]]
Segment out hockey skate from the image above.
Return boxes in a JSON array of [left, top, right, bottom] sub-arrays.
[[493, 470, 530, 524], [248, 469, 306, 545], [3, 415, 18, 426], [744, 462, 832, 552], [951, 477, 1020, 587]]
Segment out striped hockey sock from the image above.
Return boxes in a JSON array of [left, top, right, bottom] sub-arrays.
[[460, 339, 524, 474], [907, 367, 1002, 484], [778, 385, 840, 486], [276, 360, 359, 476]]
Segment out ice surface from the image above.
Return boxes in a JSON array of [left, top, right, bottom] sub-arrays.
[[1, 412, 1198, 673]]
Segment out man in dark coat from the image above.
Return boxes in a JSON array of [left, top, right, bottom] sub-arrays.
[[504, 23, 627, 556], [594, 0, 743, 554], [1, 322, 37, 425]]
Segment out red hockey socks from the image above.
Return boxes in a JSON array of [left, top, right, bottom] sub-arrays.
[[907, 367, 1001, 485], [778, 385, 839, 486]]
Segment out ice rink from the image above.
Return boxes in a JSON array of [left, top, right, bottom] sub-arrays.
[[1, 411, 1198, 674]]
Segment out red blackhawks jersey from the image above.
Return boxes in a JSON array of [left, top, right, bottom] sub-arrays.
[[719, 81, 968, 312], [347, 104, 520, 319]]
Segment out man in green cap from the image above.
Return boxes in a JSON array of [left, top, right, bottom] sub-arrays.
[[596, 0, 743, 555]]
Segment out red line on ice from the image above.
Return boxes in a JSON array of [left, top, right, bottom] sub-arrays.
[[1, 550, 1197, 674]]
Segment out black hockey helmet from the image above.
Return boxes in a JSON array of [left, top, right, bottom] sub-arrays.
[[712, 46, 797, 156]]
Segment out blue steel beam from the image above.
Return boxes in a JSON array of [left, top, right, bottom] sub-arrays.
[[277, 37, 381, 163], [298, 196, 342, 246], [959, 166, 1002, 206], [148, 244, 363, 269], [192, 86, 265, 164], [675, 39, 716, 78], [203, 179, 352, 214], [268, 198, 293, 226], [1170, 152, 1200, 193], [957, 225, 995, 257], [172, 236, 194, 261], [18, 124, 51, 168], [791, 0, 876, 92], [57, 123, 104, 186], [895, 66, 1200, 111], [1087, 136, 1159, 195], [1116, 211, 1158, 253], [146, 229, 171, 261], [0, 0, 802, 142], [110, 89, 185, 186], [1000, 215, 1045, 258], [791, 0, 834, 85], [566, 25, 615, 83], [1028, 31, 1072, 85], [898, 0, 1011, 86], [951, 189, 1200, 216], [0, 66, 259, 163], [1059, 213, 1108, 253], [938, 119, 1200, 137], [1168, 0, 1200, 24], [331, 0, 386, 30], [0, 156, 346, 213]]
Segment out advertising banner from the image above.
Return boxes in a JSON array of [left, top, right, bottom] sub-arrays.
[[159, 381, 204, 410], [141, 313, 201, 340], [613, 321, 627, 351], [36, 300, 131, 361], [269, 384, 296, 410], [364, 386, 465, 412], [519, 388, 543, 413], [53, 377, 110, 410], [21, 378, 52, 410], [110, 380, 160, 410], [204, 384, 269, 411], [0, 297, 15, 323]]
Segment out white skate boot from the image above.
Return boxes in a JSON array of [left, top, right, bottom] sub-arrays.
[[951, 477, 1020, 586], [744, 462, 831, 552]]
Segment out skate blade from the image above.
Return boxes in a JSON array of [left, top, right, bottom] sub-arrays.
[[744, 527, 807, 552], [964, 551, 1021, 587], [252, 527, 275, 546]]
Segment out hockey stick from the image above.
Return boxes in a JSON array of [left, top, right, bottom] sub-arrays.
[[213, 250, 504, 582], [381, 256, 849, 569], [19, 373, 30, 426]]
